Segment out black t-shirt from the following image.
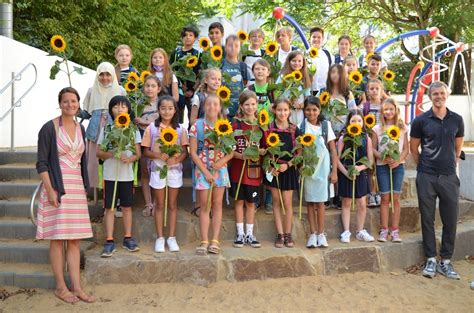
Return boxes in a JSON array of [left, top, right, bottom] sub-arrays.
[[170, 47, 201, 92], [410, 108, 464, 175]]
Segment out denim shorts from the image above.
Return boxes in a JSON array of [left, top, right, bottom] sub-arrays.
[[376, 164, 405, 194]]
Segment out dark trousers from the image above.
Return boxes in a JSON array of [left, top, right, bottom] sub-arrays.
[[416, 172, 460, 259], [178, 94, 192, 124]]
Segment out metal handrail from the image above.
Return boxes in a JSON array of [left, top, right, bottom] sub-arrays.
[[0, 63, 37, 121], [30, 182, 42, 226]]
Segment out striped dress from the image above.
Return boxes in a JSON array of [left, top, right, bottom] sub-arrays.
[[36, 123, 93, 240]]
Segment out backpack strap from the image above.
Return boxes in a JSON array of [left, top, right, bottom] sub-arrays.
[[197, 92, 207, 119], [240, 61, 248, 82], [363, 101, 370, 116], [323, 49, 332, 66], [195, 118, 211, 169], [299, 119, 306, 134]]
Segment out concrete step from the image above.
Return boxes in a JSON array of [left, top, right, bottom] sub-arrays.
[[0, 218, 36, 239], [0, 239, 95, 264], [0, 263, 70, 289], [0, 150, 36, 165], [0, 180, 40, 199], [84, 218, 474, 286], [0, 199, 33, 218], [0, 163, 37, 181], [91, 199, 474, 246]]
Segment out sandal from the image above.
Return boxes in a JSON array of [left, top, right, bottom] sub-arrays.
[[284, 233, 295, 248], [54, 288, 79, 304], [208, 240, 220, 254], [196, 241, 209, 255], [72, 290, 96, 303], [274, 234, 285, 248], [142, 204, 154, 217]]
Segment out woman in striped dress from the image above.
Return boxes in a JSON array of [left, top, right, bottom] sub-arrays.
[[36, 87, 95, 304]]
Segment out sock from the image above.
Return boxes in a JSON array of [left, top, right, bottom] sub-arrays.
[[106, 239, 114, 243], [124, 236, 131, 240], [246, 224, 254, 236], [428, 257, 437, 262], [236, 223, 244, 236], [440, 259, 450, 265]]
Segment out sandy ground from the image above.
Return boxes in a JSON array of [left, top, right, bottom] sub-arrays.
[[1, 260, 473, 312]]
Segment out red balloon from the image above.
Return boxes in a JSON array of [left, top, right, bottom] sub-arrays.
[[273, 7, 285, 20], [428, 27, 439, 38], [455, 42, 465, 52]]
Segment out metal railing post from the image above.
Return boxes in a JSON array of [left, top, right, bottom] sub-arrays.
[[10, 72, 15, 151]]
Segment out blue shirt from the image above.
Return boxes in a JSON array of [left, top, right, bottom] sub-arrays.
[[221, 59, 248, 118]]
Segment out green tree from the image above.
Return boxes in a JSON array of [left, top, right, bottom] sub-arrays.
[[13, 0, 213, 71]]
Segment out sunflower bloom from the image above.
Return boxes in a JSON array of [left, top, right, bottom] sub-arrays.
[[365, 52, 374, 62], [199, 37, 211, 51], [237, 30, 249, 42], [387, 125, 401, 141], [293, 70, 303, 81], [383, 70, 395, 81], [140, 70, 152, 82], [364, 114, 376, 129], [258, 110, 270, 127], [160, 127, 178, 146], [186, 56, 199, 68], [283, 72, 295, 81], [299, 134, 316, 146], [319, 91, 330, 105], [210, 45, 223, 61], [124, 80, 138, 93], [308, 47, 319, 58], [349, 71, 363, 85], [265, 41, 278, 56], [50, 35, 66, 53], [127, 72, 139, 81], [216, 86, 231, 102], [215, 119, 233, 136], [347, 123, 362, 137], [115, 113, 131, 128], [266, 133, 280, 148]]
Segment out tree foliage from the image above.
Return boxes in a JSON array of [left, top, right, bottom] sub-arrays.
[[13, 0, 214, 70]]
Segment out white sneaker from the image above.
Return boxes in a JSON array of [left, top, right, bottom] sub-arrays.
[[166, 237, 180, 252], [356, 229, 375, 242], [154, 237, 165, 253], [340, 230, 351, 243], [317, 233, 329, 247], [306, 233, 317, 248]]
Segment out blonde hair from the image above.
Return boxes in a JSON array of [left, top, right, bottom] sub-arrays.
[[114, 44, 133, 80], [199, 67, 221, 92], [249, 28, 265, 38], [280, 51, 311, 89], [380, 98, 406, 131], [148, 48, 173, 87], [276, 27, 293, 39]]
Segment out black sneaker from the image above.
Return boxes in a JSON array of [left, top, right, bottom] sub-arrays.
[[233, 234, 245, 248], [422, 258, 437, 278], [246, 234, 261, 248], [437, 260, 461, 280]]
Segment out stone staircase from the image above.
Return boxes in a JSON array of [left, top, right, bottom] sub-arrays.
[[1, 149, 473, 288]]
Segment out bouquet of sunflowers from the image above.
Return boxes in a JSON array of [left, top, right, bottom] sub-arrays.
[[262, 41, 281, 82], [237, 30, 252, 60], [382, 69, 395, 92], [306, 47, 319, 76], [340, 123, 372, 210], [100, 113, 138, 210], [276, 70, 305, 105], [155, 127, 183, 226], [380, 125, 401, 213], [123, 71, 152, 119], [318, 91, 350, 127], [171, 54, 199, 83], [198, 37, 224, 71], [203, 119, 237, 212], [348, 70, 364, 98]]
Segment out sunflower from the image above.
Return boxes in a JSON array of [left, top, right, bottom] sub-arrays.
[[50, 35, 66, 53], [160, 127, 178, 146], [127, 72, 139, 81], [210, 45, 223, 61], [265, 41, 278, 56], [365, 52, 374, 62], [348, 71, 363, 85], [140, 70, 152, 82], [292, 70, 303, 81], [186, 56, 199, 68], [308, 47, 319, 58], [266, 133, 280, 148], [237, 30, 249, 42], [124, 80, 138, 93], [258, 110, 270, 126], [383, 70, 395, 81], [347, 123, 362, 137], [199, 37, 211, 51], [215, 119, 233, 136], [319, 91, 330, 105], [115, 113, 131, 128], [283, 72, 295, 82], [299, 133, 316, 147], [387, 125, 401, 141], [364, 114, 376, 129], [216, 86, 231, 102]]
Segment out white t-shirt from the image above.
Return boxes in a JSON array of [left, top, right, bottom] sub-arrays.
[[307, 120, 336, 143], [244, 48, 263, 81], [311, 48, 333, 92], [278, 48, 292, 65], [155, 72, 178, 84], [97, 128, 142, 181]]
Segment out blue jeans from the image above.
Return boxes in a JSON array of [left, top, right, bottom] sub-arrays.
[[376, 164, 405, 194]]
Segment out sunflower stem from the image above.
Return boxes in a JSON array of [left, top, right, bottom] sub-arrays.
[[164, 181, 168, 227], [235, 159, 246, 201], [276, 175, 285, 215], [299, 177, 304, 220], [64, 58, 72, 87], [390, 167, 394, 214], [110, 133, 123, 211], [351, 142, 356, 211]]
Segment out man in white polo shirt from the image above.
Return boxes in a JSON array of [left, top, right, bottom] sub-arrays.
[[309, 27, 333, 95]]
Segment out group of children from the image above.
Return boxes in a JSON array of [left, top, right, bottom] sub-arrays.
[[82, 22, 409, 257]]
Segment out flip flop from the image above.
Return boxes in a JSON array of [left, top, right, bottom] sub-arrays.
[[54, 288, 79, 304], [72, 290, 96, 303]]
